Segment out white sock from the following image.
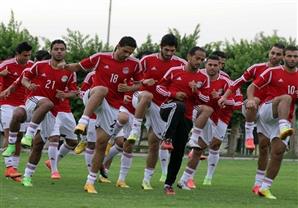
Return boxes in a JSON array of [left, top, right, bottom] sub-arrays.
[[190, 161, 200, 179], [86, 171, 97, 184], [57, 143, 72, 162], [4, 157, 13, 167], [25, 122, 39, 137], [180, 166, 195, 183], [12, 156, 20, 169], [118, 151, 133, 181], [48, 142, 59, 173], [190, 127, 203, 141], [85, 148, 94, 173], [103, 144, 122, 164], [79, 115, 90, 126], [129, 118, 142, 137], [245, 122, 255, 139], [143, 168, 154, 182], [8, 132, 18, 144], [159, 149, 169, 175], [278, 119, 290, 131], [254, 169, 265, 186], [206, 149, 220, 179], [261, 176, 273, 190], [24, 162, 37, 177]]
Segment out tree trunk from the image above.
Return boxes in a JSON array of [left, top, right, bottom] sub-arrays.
[[227, 120, 240, 156]]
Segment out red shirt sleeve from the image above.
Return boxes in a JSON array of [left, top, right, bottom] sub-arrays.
[[79, 53, 101, 71], [253, 68, 272, 89]]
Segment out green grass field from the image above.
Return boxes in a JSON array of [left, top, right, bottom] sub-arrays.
[[1, 153, 298, 208]]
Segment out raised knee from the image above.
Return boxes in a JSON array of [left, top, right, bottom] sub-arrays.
[[200, 105, 214, 116], [140, 92, 153, 102], [92, 86, 109, 96]]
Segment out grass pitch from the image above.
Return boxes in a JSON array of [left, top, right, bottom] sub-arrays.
[[1, 153, 298, 208]]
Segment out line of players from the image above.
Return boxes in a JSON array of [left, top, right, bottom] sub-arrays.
[[0, 35, 297, 200]]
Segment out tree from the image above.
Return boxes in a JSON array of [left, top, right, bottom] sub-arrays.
[[0, 11, 39, 60], [61, 29, 109, 120], [169, 24, 200, 59], [135, 35, 159, 58]]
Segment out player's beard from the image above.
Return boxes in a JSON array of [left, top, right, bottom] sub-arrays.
[[285, 61, 297, 69], [269, 58, 280, 66], [161, 53, 172, 61], [190, 64, 199, 72]]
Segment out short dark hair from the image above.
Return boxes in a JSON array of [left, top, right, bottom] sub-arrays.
[[16, 42, 32, 54], [118, 36, 137, 48], [272, 43, 285, 50], [284, 45, 298, 53], [35, 50, 51, 61], [188, 46, 206, 56], [211, 50, 226, 59], [207, 54, 220, 61], [160, 34, 178, 48], [50, 39, 66, 50]]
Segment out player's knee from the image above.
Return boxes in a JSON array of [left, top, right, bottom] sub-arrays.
[[192, 147, 203, 158], [39, 99, 54, 110], [271, 147, 285, 160], [65, 139, 78, 149], [140, 91, 153, 103], [124, 141, 133, 152], [281, 94, 292, 102], [91, 86, 108, 97], [200, 105, 214, 116], [12, 108, 26, 123], [209, 142, 220, 150], [118, 113, 129, 125], [87, 142, 95, 149]]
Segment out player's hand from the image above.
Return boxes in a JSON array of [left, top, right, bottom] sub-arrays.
[[0, 89, 10, 99], [175, 92, 187, 101], [57, 61, 67, 69], [123, 95, 132, 104], [246, 99, 257, 110], [142, 78, 157, 86], [27, 83, 39, 91], [189, 80, 197, 92], [211, 89, 220, 99], [118, 79, 131, 92], [218, 96, 226, 108], [55, 90, 66, 100]]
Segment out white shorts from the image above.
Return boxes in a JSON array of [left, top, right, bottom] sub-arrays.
[[118, 106, 134, 139], [188, 118, 214, 147], [86, 118, 96, 143], [25, 96, 56, 143], [39, 111, 56, 143], [50, 112, 77, 140], [214, 119, 228, 141], [132, 91, 165, 139], [0, 104, 26, 131], [256, 102, 289, 145], [25, 96, 48, 122], [192, 106, 228, 142], [83, 90, 118, 136]]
